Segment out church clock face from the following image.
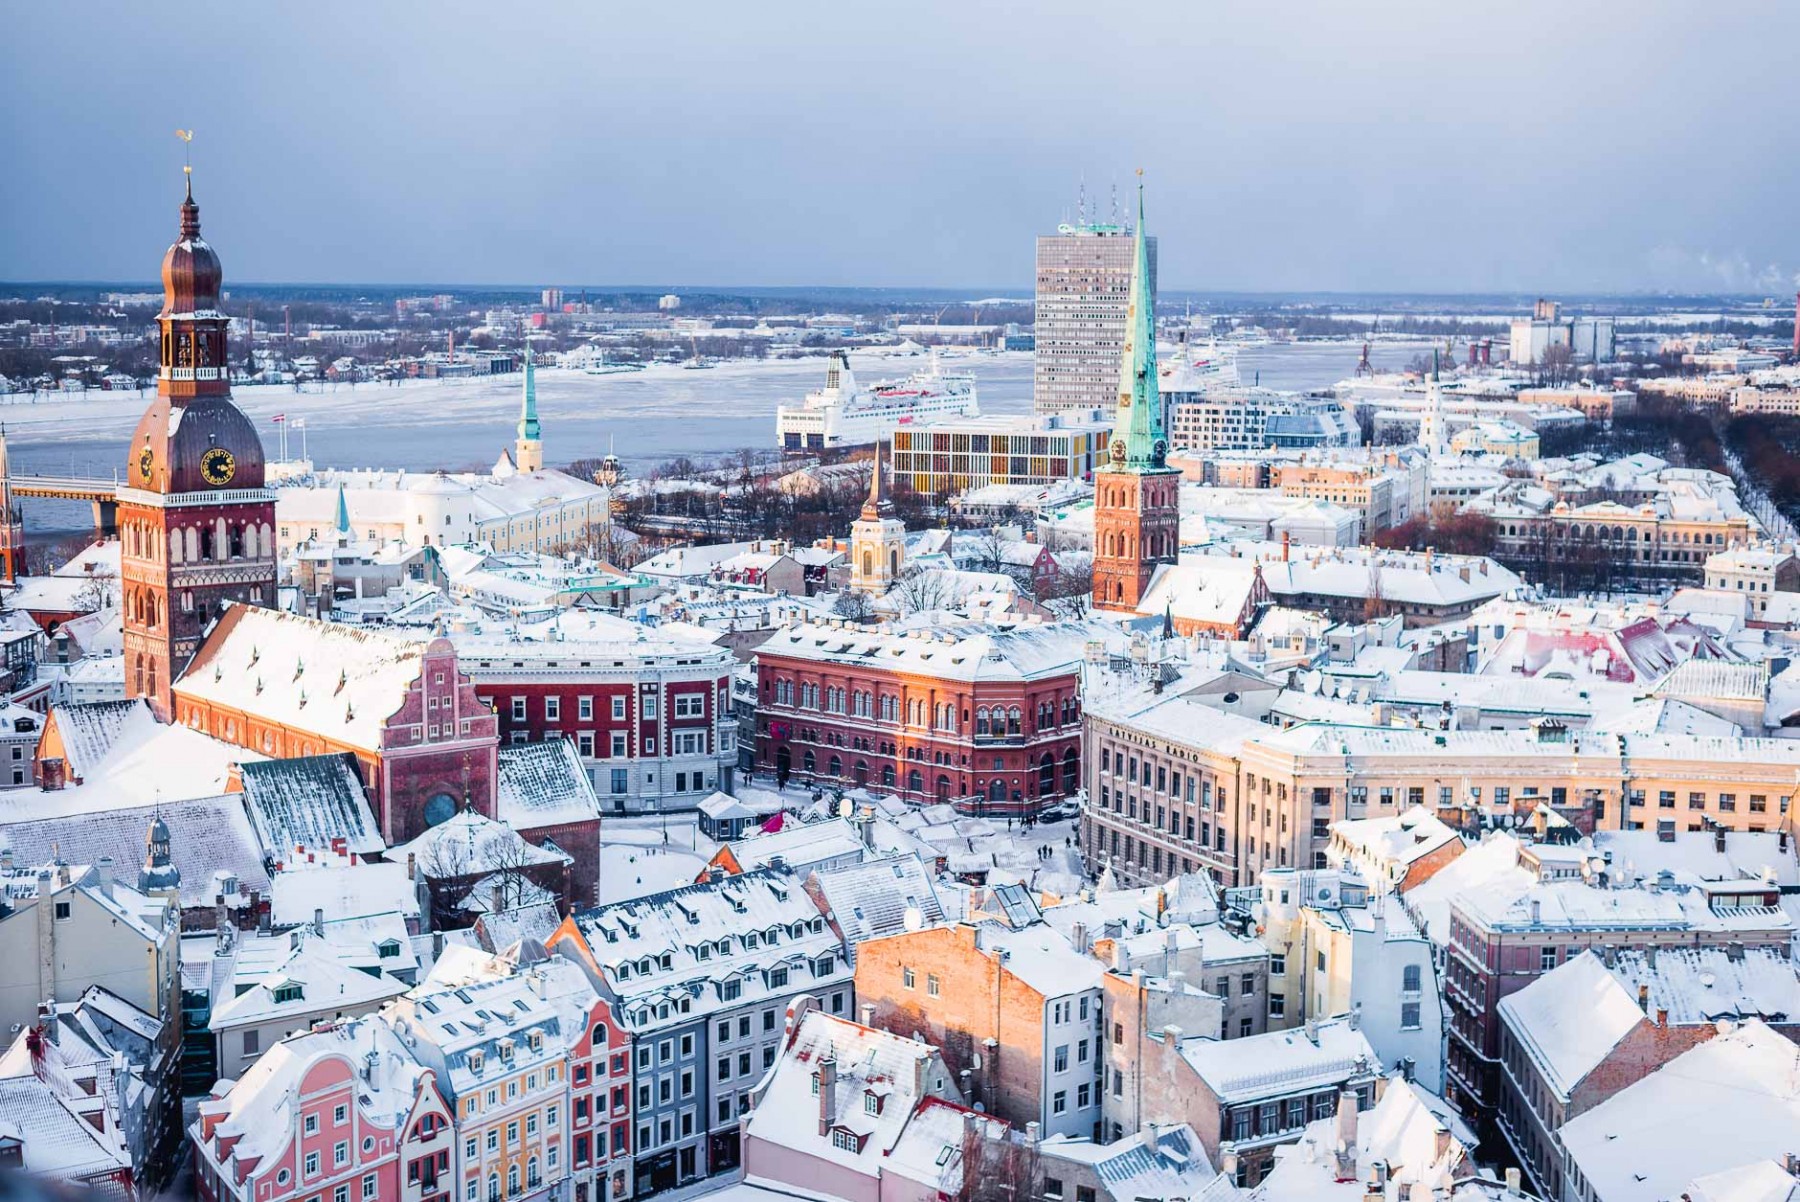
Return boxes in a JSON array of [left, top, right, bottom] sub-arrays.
[[137, 447, 154, 482], [200, 447, 236, 487]]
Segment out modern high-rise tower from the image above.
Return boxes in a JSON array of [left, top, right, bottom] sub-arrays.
[[119, 172, 276, 717], [1033, 198, 1156, 415], [1091, 180, 1179, 614]]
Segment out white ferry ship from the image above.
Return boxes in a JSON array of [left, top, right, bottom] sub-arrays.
[[777, 350, 979, 450]]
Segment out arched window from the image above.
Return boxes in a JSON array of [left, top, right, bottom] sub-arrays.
[[907, 768, 922, 793], [861, 551, 872, 576], [243, 524, 257, 559], [988, 780, 1005, 801], [1063, 748, 1079, 792], [215, 517, 228, 559], [1007, 707, 1022, 736], [229, 524, 244, 559], [975, 707, 990, 736], [802, 750, 816, 773], [1038, 753, 1055, 796], [827, 755, 841, 776], [882, 765, 896, 788]]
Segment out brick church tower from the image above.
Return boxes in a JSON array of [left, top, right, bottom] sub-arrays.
[[119, 173, 276, 717], [1092, 178, 1180, 612]]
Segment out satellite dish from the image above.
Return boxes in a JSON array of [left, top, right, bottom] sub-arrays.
[[837, 798, 853, 819], [903, 905, 923, 932]]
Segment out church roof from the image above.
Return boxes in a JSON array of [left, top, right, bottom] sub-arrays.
[[175, 604, 436, 750], [239, 754, 385, 860]]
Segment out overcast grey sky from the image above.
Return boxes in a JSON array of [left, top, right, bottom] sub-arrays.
[[5, 2, 1797, 293]]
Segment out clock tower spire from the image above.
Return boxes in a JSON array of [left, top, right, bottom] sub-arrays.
[[119, 161, 277, 718]]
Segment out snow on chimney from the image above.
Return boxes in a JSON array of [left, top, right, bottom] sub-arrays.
[[1333, 1087, 1359, 1181], [816, 1056, 838, 1135]]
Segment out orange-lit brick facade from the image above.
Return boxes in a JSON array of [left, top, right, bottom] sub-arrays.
[[752, 627, 1082, 814]]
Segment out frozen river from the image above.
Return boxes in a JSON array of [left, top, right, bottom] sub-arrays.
[[3, 340, 1433, 531]]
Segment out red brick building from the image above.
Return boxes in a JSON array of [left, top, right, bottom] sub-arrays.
[[448, 611, 737, 815], [120, 176, 277, 718], [172, 605, 500, 845], [753, 617, 1103, 814]]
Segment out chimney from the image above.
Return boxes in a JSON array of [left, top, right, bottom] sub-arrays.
[[1433, 1124, 1451, 1163], [1304, 1016, 1320, 1045], [1219, 1142, 1239, 1182], [817, 1056, 837, 1135], [1655, 1006, 1668, 1027], [1333, 1088, 1359, 1182], [407, 852, 416, 881], [1071, 921, 1088, 954], [1714, 825, 1726, 854], [860, 1003, 875, 1027], [1505, 1167, 1522, 1195], [40, 757, 65, 791], [94, 856, 113, 901], [1638, 982, 1650, 1010], [1365, 1161, 1391, 1202], [313, 907, 325, 937]]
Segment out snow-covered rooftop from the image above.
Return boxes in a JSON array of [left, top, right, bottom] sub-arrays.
[[1559, 1022, 1800, 1202]]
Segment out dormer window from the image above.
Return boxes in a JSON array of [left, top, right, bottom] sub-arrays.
[[527, 1031, 543, 1053], [469, 1050, 485, 1074], [499, 1039, 515, 1061], [831, 1128, 864, 1153], [864, 1092, 883, 1115], [272, 983, 303, 1004]]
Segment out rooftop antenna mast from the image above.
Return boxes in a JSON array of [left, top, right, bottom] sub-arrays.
[[1111, 179, 1120, 228], [1077, 173, 1087, 228]]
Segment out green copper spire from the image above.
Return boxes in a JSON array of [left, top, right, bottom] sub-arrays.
[[334, 482, 351, 536], [1108, 176, 1167, 472], [518, 341, 540, 441]]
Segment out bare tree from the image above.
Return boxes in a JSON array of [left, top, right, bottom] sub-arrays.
[[831, 591, 872, 621], [72, 566, 119, 614], [955, 1123, 1042, 1202], [889, 566, 955, 615], [412, 826, 544, 929], [1041, 557, 1094, 615]]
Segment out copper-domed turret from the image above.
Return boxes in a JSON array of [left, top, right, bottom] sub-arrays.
[[159, 177, 223, 321], [129, 174, 265, 493]]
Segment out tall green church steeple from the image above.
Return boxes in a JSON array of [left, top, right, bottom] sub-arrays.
[[1108, 176, 1168, 473], [518, 341, 541, 442], [514, 341, 543, 472]]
